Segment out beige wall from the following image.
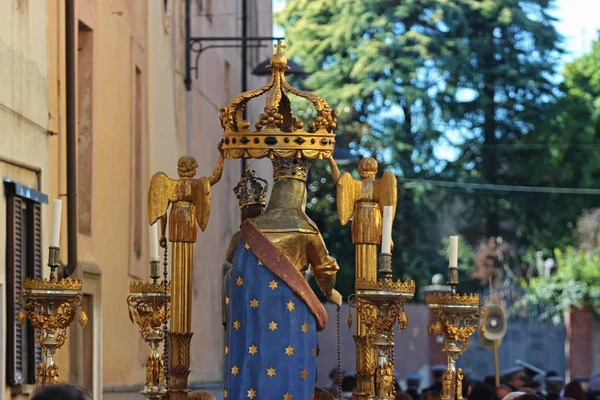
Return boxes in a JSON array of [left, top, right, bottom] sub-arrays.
[[0, 0, 50, 398], [47, 0, 151, 397]]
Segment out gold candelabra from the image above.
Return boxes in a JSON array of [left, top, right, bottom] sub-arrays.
[[350, 253, 415, 400], [17, 246, 87, 385], [127, 257, 171, 400], [426, 257, 483, 400]]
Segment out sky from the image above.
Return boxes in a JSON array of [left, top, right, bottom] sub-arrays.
[[272, 0, 600, 163]]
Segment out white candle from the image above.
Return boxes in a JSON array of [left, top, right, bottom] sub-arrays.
[[150, 223, 160, 262], [381, 206, 393, 254], [50, 199, 62, 247], [449, 235, 458, 268]]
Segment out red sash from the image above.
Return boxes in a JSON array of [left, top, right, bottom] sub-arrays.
[[241, 220, 329, 331]]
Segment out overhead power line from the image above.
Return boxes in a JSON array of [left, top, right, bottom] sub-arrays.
[[398, 177, 600, 195]]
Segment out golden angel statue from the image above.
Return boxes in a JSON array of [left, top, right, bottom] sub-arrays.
[[328, 156, 397, 282], [147, 152, 223, 399]]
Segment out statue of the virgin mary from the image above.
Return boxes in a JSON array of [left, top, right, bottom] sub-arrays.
[[222, 157, 342, 400]]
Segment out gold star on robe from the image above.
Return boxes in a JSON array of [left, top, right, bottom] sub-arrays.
[[250, 299, 259, 308], [268, 321, 278, 331], [266, 367, 276, 377], [225, 296, 230, 305], [269, 280, 278, 289], [248, 345, 258, 355], [247, 388, 256, 399], [312, 348, 318, 356], [233, 320, 241, 330], [257, 260, 264, 266], [223, 389, 228, 398], [225, 346, 229, 355], [300, 369, 308, 379], [245, 242, 251, 250], [231, 365, 240, 375], [301, 323, 309, 333], [285, 345, 294, 356], [286, 301, 295, 312], [236, 277, 244, 286], [283, 393, 292, 400]]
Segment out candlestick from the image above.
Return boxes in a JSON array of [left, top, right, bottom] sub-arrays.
[[448, 236, 459, 287], [449, 236, 458, 268], [150, 223, 159, 262], [50, 199, 62, 247], [381, 206, 393, 254]]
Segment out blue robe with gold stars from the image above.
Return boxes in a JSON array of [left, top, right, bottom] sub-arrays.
[[223, 240, 317, 400]]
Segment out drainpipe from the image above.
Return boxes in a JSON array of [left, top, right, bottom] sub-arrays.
[[65, 0, 78, 278], [241, 0, 248, 172]]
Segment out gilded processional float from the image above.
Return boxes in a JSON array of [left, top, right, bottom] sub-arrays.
[[16, 42, 482, 400]]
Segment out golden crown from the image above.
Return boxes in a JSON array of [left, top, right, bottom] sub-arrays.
[[355, 279, 416, 294], [23, 277, 82, 291], [219, 42, 337, 160], [129, 281, 171, 294], [234, 166, 269, 207], [425, 292, 480, 306]]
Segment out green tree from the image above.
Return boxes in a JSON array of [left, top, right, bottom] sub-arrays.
[[438, 0, 563, 240], [511, 38, 600, 252]]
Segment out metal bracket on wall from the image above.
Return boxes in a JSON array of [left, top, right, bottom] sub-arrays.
[[184, 0, 283, 91], [185, 37, 282, 91]]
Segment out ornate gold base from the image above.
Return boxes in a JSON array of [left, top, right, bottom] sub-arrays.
[[169, 332, 193, 400]]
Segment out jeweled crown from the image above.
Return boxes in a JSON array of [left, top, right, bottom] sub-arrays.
[[219, 42, 337, 160], [233, 166, 269, 208]]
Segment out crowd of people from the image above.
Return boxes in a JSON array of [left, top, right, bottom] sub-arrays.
[[315, 366, 600, 400], [27, 366, 600, 400]]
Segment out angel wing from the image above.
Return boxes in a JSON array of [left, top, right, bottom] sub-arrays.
[[194, 176, 211, 232], [148, 172, 178, 225], [336, 172, 360, 225], [374, 172, 398, 217]]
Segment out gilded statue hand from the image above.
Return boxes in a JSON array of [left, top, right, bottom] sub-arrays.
[[328, 289, 343, 308], [160, 235, 167, 249]]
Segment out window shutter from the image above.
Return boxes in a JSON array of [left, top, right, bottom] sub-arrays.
[[6, 196, 26, 385], [26, 203, 43, 383]]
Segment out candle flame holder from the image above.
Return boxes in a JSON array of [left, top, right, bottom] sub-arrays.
[[350, 254, 415, 400], [127, 260, 171, 400], [17, 246, 87, 385], [426, 268, 482, 400]]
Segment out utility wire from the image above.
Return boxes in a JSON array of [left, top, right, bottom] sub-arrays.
[[398, 177, 600, 195]]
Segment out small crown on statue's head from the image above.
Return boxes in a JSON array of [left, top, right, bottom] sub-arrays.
[[233, 166, 269, 209], [219, 40, 337, 161]]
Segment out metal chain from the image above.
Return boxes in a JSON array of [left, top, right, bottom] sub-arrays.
[[162, 245, 170, 393], [337, 305, 342, 395]]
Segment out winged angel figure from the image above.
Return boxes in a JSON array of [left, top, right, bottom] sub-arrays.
[[148, 152, 224, 245]]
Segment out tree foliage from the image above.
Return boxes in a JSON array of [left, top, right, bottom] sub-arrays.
[[276, 1, 599, 300]]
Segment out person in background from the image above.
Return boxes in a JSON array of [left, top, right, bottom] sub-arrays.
[[588, 370, 600, 400], [31, 384, 89, 400], [422, 365, 446, 394], [396, 393, 412, 400], [420, 391, 443, 400], [501, 392, 526, 400], [314, 387, 337, 400], [497, 384, 513, 400], [503, 368, 528, 392], [545, 376, 564, 400], [406, 373, 422, 400], [188, 391, 216, 400], [326, 367, 346, 396], [563, 381, 586, 400], [341, 374, 358, 400], [512, 394, 546, 400], [468, 381, 496, 400], [531, 375, 544, 396]]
